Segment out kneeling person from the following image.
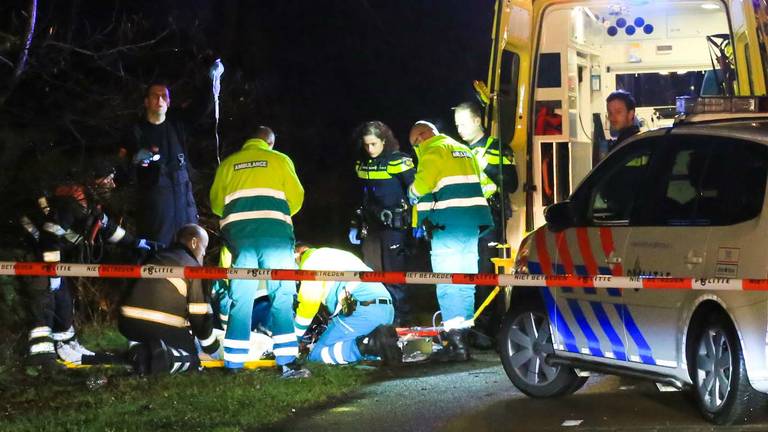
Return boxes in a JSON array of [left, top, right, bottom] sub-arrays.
[[119, 224, 219, 374], [295, 246, 401, 365]]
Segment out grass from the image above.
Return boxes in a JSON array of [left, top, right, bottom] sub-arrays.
[[0, 325, 375, 432]]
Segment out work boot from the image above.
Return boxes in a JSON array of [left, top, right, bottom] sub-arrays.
[[467, 329, 494, 351], [125, 343, 149, 376], [432, 329, 470, 362], [356, 325, 403, 366], [146, 339, 171, 374], [25, 352, 63, 374]]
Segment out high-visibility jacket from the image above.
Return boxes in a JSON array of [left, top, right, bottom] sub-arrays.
[[210, 138, 304, 241], [293, 248, 389, 338], [120, 246, 220, 354], [470, 135, 518, 196], [408, 134, 493, 230], [355, 151, 414, 227]]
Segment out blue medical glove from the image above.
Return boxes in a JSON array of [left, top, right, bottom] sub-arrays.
[[412, 227, 426, 239], [408, 190, 420, 206], [132, 149, 160, 166], [348, 228, 361, 245], [49, 277, 62, 292], [135, 238, 152, 251]]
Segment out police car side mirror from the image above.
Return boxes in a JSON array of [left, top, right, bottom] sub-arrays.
[[544, 201, 574, 232]]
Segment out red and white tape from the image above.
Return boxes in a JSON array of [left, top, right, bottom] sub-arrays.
[[0, 261, 765, 291]]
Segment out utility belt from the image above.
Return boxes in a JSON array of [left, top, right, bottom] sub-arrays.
[[361, 205, 411, 231], [340, 295, 392, 316]]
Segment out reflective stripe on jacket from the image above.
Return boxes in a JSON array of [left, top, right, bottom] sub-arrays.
[[210, 138, 304, 241], [409, 134, 493, 229]]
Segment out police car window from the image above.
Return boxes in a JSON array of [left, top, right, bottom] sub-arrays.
[[587, 147, 652, 224], [653, 136, 767, 226]]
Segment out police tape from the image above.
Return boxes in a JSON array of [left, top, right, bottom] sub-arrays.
[[1, 261, 766, 291]]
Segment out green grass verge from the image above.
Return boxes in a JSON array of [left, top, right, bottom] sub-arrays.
[[0, 325, 374, 432]]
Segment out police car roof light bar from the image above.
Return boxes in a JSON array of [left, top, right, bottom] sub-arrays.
[[676, 96, 768, 115]]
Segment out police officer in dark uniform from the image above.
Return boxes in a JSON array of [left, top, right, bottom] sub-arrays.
[[119, 224, 220, 375], [18, 159, 152, 368], [121, 82, 199, 247], [349, 121, 415, 325], [454, 101, 519, 345]]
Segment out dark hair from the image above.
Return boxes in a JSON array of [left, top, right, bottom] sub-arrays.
[[453, 101, 483, 119], [606, 90, 636, 112], [353, 121, 400, 159], [144, 81, 170, 98]]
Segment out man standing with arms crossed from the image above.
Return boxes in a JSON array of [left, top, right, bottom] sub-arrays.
[[210, 126, 307, 378], [408, 121, 493, 362]]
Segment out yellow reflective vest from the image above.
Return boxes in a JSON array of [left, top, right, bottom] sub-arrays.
[[210, 138, 304, 240]]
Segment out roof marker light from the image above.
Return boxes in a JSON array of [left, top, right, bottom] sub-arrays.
[[676, 96, 768, 115]]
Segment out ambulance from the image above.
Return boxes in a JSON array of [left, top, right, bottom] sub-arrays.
[[481, 0, 768, 425]]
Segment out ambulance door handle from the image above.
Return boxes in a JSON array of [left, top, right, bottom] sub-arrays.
[[605, 256, 622, 265]]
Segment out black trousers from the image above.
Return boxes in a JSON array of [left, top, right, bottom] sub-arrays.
[[118, 317, 200, 373], [23, 276, 75, 333], [476, 205, 506, 337], [362, 228, 410, 321], [136, 170, 198, 247]]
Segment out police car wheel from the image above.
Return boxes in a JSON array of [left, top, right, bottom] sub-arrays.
[[690, 311, 755, 425], [498, 302, 587, 398]]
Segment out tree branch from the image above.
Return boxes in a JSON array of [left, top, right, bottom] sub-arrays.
[[43, 29, 170, 57], [0, 0, 38, 106], [0, 55, 13, 68]]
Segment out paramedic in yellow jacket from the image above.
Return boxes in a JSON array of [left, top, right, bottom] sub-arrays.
[[408, 121, 493, 362], [295, 245, 401, 365], [210, 126, 307, 377]]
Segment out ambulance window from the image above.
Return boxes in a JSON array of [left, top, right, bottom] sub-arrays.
[[498, 51, 520, 148], [586, 145, 652, 224]]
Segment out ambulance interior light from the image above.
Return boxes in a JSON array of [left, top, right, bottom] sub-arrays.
[[676, 96, 768, 115]]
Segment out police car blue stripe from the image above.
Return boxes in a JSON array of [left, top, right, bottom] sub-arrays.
[[538, 285, 579, 354], [615, 303, 656, 365], [529, 262, 579, 352], [597, 266, 622, 297], [572, 265, 597, 294], [589, 302, 627, 361], [566, 299, 604, 356]]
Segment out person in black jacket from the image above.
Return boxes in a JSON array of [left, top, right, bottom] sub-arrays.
[[350, 121, 415, 325], [454, 101, 519, 347], [606, 90, 640, 152], [18, 160, 152, 368], [119, 224, 220, 375], [120, 82, 199, 247]]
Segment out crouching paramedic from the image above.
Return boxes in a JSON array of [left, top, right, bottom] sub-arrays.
[[118, 224, 220, 374], [407, 121, 493, 362], [295, 245, 402, 365]]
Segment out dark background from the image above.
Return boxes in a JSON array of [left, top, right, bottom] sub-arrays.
[[0, 0, 496, 248]]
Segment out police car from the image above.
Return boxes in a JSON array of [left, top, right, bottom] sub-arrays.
[[499, 96, 768, 425]]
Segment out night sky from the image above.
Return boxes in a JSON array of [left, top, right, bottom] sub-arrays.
[[223, 1, 497, 245], [0, 0, 497, 248]]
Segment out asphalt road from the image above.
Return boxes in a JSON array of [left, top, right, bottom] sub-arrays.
[[273, 352, 768, 432]]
